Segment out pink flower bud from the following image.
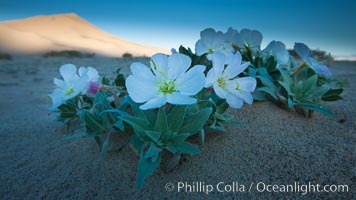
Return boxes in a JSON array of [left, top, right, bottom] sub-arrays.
[[89, 81, 102, 94]]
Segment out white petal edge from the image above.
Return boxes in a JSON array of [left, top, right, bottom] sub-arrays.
[[126, 75, 157, 103], [166, 92, 197, 105], [176, 65, 206, 95], [130, 62, 156, 82], [60, 64, 77, 83], [140, 95, 166, 110], [150, 53, 168, 77], [235, 77, 257, 92], [168, 53, 191, 79]]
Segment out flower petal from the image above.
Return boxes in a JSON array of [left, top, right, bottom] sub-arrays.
[[167, 92, 197, 105], [235, 77, 257, 92], [150, 53, 168, 77], [224, 52, 248, 78], [205, 68, 217, 87], [130, 62, 156, 82], [48, 88, 65, 110], [211, 52, 226, 76], [176, 65, 206, 95], [201, 28, 216, 44], [294, 43, 310, 60], [126, 75, 157, 103], [86, 67, 99, 82], [53, 78, 65, 88], [264, 41, 289, 64], [78, 67, 86, 77], [239, 91, 253, 104], [311, 64, 332, 77], [140, 95, 166, 110], [213, 83, 227, 99], [225, 92, 243, 109], [195, 39, 208, 56], [73, 77, 90, 94], [168, 53, 191, 79], [60, 64, 78, 83], [225, 27, 239, 44], [240, 29, 262, 49]]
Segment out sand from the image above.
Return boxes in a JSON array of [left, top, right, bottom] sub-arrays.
[[0, 57, 354, 199]]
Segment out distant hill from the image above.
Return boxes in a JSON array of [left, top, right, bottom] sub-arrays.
[[0, 13, 169, 57]]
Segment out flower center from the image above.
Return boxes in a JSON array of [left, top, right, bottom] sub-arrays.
[[65, 87, 75, 96], [158, 79, 176, 94], [217, 77, 226, 89], [208, 48, 215, 54]]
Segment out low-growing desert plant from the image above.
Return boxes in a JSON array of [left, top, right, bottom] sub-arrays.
[[0, 52, 12, 60], [43, 50, 95, 58], [48, 27, 347, 189], [122, 52, 133, 58]]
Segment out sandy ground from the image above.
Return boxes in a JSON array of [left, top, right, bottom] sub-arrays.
[[0, 57, 354, 199]]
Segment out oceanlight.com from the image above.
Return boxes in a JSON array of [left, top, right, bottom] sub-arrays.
[[164, 182, 349, 195]]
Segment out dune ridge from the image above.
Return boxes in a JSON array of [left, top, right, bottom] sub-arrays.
[[0, 13, 169, 57]]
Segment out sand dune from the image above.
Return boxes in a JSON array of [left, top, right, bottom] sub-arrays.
[[0, 13, 169, 57]]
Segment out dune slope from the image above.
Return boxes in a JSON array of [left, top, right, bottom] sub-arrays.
[[0, 13, 168, 57]]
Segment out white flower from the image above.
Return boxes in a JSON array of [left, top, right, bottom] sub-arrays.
[[78, 66, 100, 93], [195, 28, 234, 59], [205, 52, 257, 109], [78, 66, 100, 83], [262, 40, 290, 65], [294, 43, 332, 77], [224, 27, 241, 46], [48, 64, 100, 110], [48, 64, 87, 110], [236, 29, 263, 52], [126, 53, 206, 110]]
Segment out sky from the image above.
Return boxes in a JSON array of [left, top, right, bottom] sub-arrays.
[[0, 0, 356, 57]]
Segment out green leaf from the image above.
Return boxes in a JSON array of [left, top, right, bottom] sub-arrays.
[[101, 131, 112, 154], [101, 76, 111, 85], [119, 115, 152, 141], [178, 45, 194, 58], [124, 96, 156, 126], [166, 142, 201, 154], [297, 102, 334, 117], [130, 134, 144, 156], [252, 91, 269, 101], [57, 98, 78, 120], [278, 81, 293, 95], [257, 87, 277, 99], [145, 131, 161, 144], [322, 88, 343, 101], [155, 108, 168, 132], [288, 98, 297, 108], [144, 143, 162, 159], [256, 75, 276, 89], [77, 109, 106, 133], [178, 108, 212, 135], [216, 100, 229, 114], [303, 75, 318, 92], [114, 69, 126, 88], [308, 85, 329, 99], [167, 106, 187, 132], [293, 81, 304, 98], [279, 68, 293, 89], [113, 119, 125, 131], [137, 151, 161, 189]]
